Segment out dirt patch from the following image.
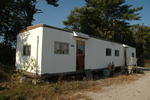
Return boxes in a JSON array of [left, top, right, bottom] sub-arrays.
[[81, 74, 143, 93], [85, 71, 150, 100]]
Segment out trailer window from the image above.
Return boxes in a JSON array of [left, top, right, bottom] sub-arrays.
[[106, 48, 111, 56], [76, 40, 85, 55], [23, 45, 31, 56], [132, 52, 134, 57], [54, 42, 69, 54], [115, 50, 119, 56]]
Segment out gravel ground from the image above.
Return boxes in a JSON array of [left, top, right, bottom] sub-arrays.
[[86, 71, 150, 100]]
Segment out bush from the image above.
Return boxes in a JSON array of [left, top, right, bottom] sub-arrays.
[[0, 69, 10, 82], [0, 93, 26, 100], [0, 43, 15, 66], [11, 92, 26, 100], [0, 96, 10, 100], [0, 64, 14, 82]]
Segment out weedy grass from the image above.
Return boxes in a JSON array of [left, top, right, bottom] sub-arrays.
[[144, 60, 150, 67]]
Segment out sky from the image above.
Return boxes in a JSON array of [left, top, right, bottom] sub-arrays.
[[33, 0, 150, 28]]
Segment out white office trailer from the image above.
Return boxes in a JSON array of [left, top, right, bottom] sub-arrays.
[[16, 24, 137, 75]]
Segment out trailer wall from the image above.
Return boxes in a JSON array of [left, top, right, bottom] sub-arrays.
[[41, 27, 76, 74], [16, 27, 43, 74], [85, 38, 124, 69]]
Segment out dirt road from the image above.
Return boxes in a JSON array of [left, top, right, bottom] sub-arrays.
[[85, 71, 150, 100]]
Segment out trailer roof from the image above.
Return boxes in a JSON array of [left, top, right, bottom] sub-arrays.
[[20, 24, 135, 48]]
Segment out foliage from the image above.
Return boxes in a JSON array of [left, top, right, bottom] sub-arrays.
[[0, 43, 15, 66], [131, 24, 150, 65], [0, 64, 12, 82], [63, 0, 150, 64], [0, 0, 59, 66], [0, 95, 10, 100], [0, 0, 59, 46], [11, 92, 26, 100], [0, 0, 38, 46], [0, 93, 25, 100], [0, 70, 10, 82], [45, 0, 59, 7], [64, 0, 142, 45]]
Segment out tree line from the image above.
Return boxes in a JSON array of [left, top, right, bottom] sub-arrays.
[[0, 0, 149, 66], [64, 0, 150, 65]]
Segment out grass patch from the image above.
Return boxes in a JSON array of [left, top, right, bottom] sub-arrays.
[[0, 92, 26, 100]]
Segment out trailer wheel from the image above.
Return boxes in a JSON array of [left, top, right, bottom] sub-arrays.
[[103, 69, 110, 77]]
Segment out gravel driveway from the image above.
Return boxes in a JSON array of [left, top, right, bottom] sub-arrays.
[[86, 71, 150, 100]]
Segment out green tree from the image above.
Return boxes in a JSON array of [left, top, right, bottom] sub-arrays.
[[0, 0, 59, 46], [0, 0, 59, 66], [45, 0, 59, 7], [0, 0, 38, 45], [64, 0, 142, 45], [131, 25, 150, 65]]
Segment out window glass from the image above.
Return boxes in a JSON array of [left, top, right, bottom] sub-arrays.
[[106, 48, 111, 56], [77, 40, 85, 54], [115, 50, 119, 56], [54, 42, 69, 54], [132, 52, 134, 57], [23, 45, 31, 56]]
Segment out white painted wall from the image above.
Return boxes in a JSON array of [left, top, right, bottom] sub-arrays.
[[16, 27, 43, 74], [126, 46, 137, 65], [85, 38, 124, 69], [41, 27, 76, 74], [16, 25, 137, 75]]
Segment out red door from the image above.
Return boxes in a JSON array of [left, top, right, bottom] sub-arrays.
[[76, 40, 85, 71]]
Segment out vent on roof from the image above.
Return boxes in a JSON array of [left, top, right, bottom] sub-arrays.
[[73, 31, 90, 39]]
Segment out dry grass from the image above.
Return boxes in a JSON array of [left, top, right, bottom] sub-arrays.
[[0, 72, 143, 100], [82, 73, 142, 92], [144, 60, 150, 67]]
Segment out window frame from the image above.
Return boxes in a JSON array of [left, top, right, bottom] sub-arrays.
[[115, 50, 119, 57], [106, 48, 111, 56], [54, 41, 69, 55], [132, 52, 134, 57], [23, 45, 31, 56]]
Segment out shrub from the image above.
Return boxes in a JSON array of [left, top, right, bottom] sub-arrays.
[[11, 92, 26, 100], [0, 95, 10, 100], [0, 69, 10, 82]]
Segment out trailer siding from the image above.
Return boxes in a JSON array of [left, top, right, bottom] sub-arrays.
[[41, 27, 76, 74], [16, 24, 137, 75], [85, 38, 124, 70], [16, 27, 43, 74]]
